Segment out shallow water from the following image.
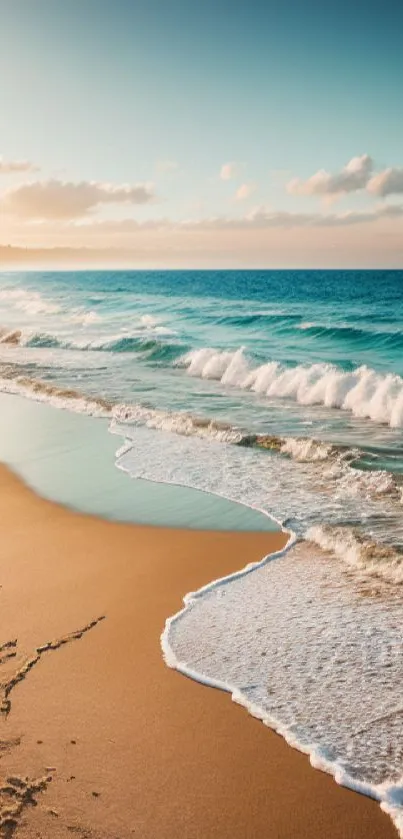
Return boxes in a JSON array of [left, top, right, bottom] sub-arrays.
[[0, 393, 275, 531]]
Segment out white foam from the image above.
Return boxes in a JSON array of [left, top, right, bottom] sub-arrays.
[[0, 288, 60, 315], [111, 404, 242, 443], [111, 422, 402, 831], [70, 309, 101, 325], [0, 371, 243, 444], [115, 425, 403, 580], [279, 439, 403, 503], [280, 437, 335, 462], [0, 375, 111, 418], [114, 417, 403, 835], [179, 348, 403, 428], [333, 464, 403, 503], [180, 347, 240, 380], [139, 314, 177, 336], [140, 314, 159, 327], [2, 365, 402, 521], [305, 524, 403, 585], [24, 326, 177, 352], [162, 537, 403, 837]]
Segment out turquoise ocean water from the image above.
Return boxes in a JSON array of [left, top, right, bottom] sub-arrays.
[[0, 269, 402, 833], [0, 392, 272, 530], [1, 269, 403, 545]]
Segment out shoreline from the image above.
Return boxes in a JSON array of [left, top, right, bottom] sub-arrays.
[[0, 463, 397, 837], [0, 391, 277, 532]]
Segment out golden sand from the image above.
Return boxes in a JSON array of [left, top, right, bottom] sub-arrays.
[[0, 465, 396, 837]]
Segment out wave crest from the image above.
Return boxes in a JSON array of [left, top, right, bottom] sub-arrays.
[[0, 288, 60, 315], [297, 321, 403, 351], [0, 370, 113, 417], [178, 348, 403, 428], [0, 328, 186, 361], [305, 524, 403, 585], [111, 404, 243, 443]]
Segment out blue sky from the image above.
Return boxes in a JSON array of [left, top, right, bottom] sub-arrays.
[[1, 0, 402, 266]]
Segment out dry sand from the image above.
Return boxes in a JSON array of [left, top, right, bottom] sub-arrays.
[[0, 464, 396, 838]]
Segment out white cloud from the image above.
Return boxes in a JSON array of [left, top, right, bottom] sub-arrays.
[[191, 204, 401, 230], [287, 154, 373, 198], [220, 162, 240, 181], [235, 183, 255, 201], [1, 179, 155, 220], [367, 167, 403, 197], [56, 203, 403, 235], [0, 155, 38, 174]]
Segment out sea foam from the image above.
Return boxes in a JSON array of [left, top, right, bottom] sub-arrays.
[[178, 348, 403, 428], [2, 366, 403, 533], [305, 524, 403, 585], [111, 420, 403, 832], [163, 538, 403, 837], [0, 288, 61, 315]]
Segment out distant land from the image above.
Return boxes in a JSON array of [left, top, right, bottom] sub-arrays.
[[1, 246, 402, 272], [0, 245, 157, 270]]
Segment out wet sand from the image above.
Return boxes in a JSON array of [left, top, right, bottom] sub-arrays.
[[0, 464, 397, 838]]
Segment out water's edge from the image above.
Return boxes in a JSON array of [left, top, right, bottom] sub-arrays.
[[160, 523, 401, 837], [0, 389, 400, 836]]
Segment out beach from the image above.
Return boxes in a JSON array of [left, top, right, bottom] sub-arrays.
[[0, 464, 397, 838], [2, 0, 403, 832]]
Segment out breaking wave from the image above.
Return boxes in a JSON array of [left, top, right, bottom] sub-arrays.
[[5, 324, 403, 431], [0, 288, 61, 315], [305, 524, 403, 585], [0, 369, 242, 441], [1, 366, 402, 504], [0, 328, 186, 361], [0, 370, 113, 417], [178, 347, 403, 428], [111, 404, 242, 443]]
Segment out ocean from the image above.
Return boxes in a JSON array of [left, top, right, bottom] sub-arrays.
[[0, 268, 402, 833]]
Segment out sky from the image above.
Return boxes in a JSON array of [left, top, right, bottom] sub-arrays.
[[0, 0, 403, 267]]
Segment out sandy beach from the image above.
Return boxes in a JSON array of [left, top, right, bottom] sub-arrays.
[[0, 464, 396, 838]]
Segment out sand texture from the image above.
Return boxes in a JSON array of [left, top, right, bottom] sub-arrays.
[[0, 465, 397, 838]]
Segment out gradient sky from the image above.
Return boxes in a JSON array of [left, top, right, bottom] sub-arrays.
[[1, 0, 403, 267]]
